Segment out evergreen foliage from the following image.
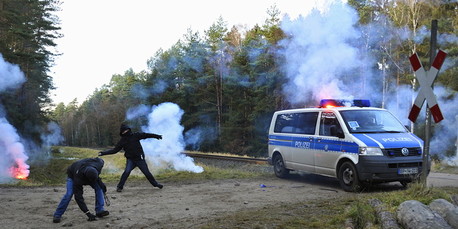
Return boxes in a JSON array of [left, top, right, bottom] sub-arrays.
[[43, 0, 458, 156], [0, 0, 61, 142]]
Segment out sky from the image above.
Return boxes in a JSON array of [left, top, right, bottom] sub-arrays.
[[50, 0, 324, 105]]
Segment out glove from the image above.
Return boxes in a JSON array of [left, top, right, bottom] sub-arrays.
[[156, 135, 162, 140], [86, 212, 96, 221], [98, 151, 103, 156]]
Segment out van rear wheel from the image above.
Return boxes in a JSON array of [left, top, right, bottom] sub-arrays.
[[338, 161, 362, 192], [273, 154, 289, 178]]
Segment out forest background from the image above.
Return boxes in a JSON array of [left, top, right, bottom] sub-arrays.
[[0, 0, 457, 161]]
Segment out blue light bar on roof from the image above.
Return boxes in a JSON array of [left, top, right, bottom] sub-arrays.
[[319, 99, 371, 108], [353, 99, 371, 107]]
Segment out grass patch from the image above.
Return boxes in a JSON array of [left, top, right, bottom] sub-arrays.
[[186, 150, 267, 159], [346, 182, 458, 228], [200, 197, 352, 229], [0, 147, 100, 186], [346, 200, 377, 229], [374, 182, 455, 212], [155, 164, 267, 183], [1, 146, 268, 187], [98, 164, 266, 184], [214, 183, 458, 229], [51, 146, 99, 159]]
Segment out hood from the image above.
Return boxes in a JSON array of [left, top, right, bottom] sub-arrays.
[[352, 133, 423, 149], [93, 157, 104, 171], [79, 157, 104, 182], [120, 124, 132, 136], [84, 167, 99, 183], [82, 157, 104, 173]]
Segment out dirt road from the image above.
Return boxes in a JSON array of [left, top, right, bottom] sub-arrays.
[[427, 172, 458, 187], [0, 172, 456, 229]]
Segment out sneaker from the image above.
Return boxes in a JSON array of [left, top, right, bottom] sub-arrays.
[[116, 187, 122, 192], [154, 183, 163, 189], [53, 216, 61, 223], [96, 210, 109, 217]]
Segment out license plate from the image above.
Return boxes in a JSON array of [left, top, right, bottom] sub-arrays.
[[398, 167, 418, 175]]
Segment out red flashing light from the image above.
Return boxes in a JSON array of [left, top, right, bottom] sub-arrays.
[[319, 99, 371, 108]]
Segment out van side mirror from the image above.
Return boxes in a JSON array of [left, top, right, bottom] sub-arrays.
[[330, 125, 345, 138]]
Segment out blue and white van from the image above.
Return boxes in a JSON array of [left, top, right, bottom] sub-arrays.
[[267, 99, 429, 191]]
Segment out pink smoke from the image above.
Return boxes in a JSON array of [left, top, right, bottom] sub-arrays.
[[0, 54, 29, 182]]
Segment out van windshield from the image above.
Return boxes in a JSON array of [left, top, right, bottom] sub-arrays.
[[339, 110, 407, 133]]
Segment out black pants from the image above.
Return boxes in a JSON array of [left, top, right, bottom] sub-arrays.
[[117, 159, 159, 189]]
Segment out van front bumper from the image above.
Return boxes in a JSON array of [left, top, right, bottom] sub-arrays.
[[356, 155, 430, 183]]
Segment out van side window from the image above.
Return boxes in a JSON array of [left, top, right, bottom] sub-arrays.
[[319, 112, 343, 137], [274, 112, 318, 134]]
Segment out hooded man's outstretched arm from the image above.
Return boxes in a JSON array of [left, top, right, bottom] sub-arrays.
[[99, 141, 123, 156], [138, 133, 162, 140]]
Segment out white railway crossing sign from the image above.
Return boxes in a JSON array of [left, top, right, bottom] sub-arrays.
[[408, 50, 447, 123]]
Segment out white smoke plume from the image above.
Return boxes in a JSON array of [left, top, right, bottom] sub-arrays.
[[41, 122, 64, 147], [430, 87, 458, 165], [29, 122, 64, 163], [0, 54, 29, 182], [386, 84, 458, 164], [126, 104, 151, 120], [0, 54, 26, 91], [184, 126, 217, 151], [130, 102, 204, 173], [385, 85, 415, 126], [278, 1, 365, 105], [184, 127, 202, 150]]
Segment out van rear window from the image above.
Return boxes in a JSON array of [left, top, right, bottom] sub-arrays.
[[274, 112, 318, 134]]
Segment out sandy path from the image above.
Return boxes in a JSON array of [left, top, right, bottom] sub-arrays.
[[0, 172, 456, 229]]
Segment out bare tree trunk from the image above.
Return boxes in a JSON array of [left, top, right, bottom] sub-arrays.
[[214, 50, 225, 143], [85, 123, 90, 146], [215, 69, 222, 141], [96, 122, 101, 146], [71, 118, 75, 146]]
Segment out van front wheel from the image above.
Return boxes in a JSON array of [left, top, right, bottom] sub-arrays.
[[338, 162, 362, 192], [273, 154, 289, 178]]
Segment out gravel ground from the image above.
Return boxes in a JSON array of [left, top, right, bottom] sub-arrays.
[[1, 157, 457, 229]]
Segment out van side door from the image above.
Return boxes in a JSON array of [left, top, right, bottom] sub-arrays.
[[290, 112, 319, 172], [315, 111, 344, 175]]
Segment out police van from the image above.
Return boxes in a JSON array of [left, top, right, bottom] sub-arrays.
[[267, 99, 428, 192]]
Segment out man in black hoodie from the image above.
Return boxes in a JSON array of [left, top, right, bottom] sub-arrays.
[[53, 157, 109, 223], [99, 124, 163, 192]]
